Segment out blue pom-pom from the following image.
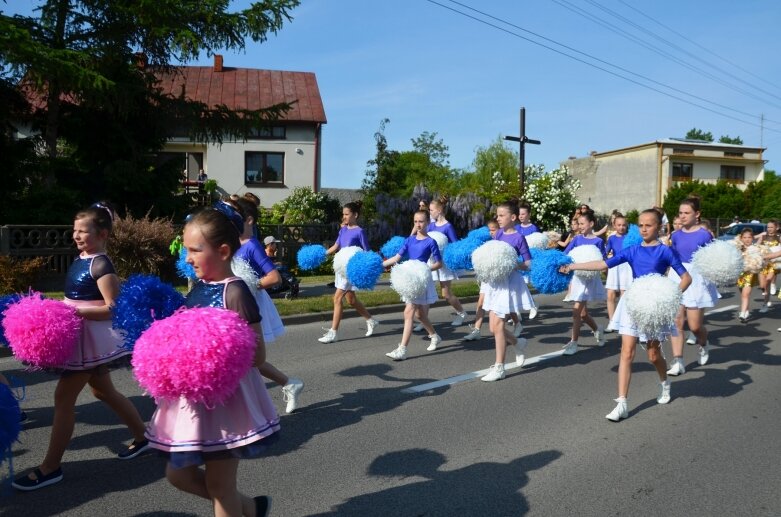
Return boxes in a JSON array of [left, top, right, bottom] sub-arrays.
[[112, 274, 185, 350], [346, 251, 385, 290], [297, 244, 328, 271], [623, 224, 642, 248], [520, 248, 543, 277], [0, 294, 22, 346], [0, 383, 21, 475], [176, 249, 197, 280], [444, 237, 481, 271], [380, 236, 406, 259], [529, 249, 574, 294], [467, 226, 492, 243]]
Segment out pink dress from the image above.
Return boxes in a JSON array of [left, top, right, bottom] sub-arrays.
[[145, 278, 280, 467]]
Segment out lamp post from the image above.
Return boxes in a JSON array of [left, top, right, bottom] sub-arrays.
[[504, 107, 540, 198]]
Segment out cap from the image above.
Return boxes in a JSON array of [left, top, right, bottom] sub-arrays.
[[263, 236, 281, 246]]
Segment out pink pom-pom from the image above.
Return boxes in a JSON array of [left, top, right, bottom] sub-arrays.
[[131, 307, 257, 406], [2, 294, 81, 368]]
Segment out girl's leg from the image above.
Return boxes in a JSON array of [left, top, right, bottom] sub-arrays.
[[571, 302, 584, 342], [646, 341, 668, 381], [669, 305, 686, 361], [203, 457, 249, 517], [440, 281, 466, 319], [400, 303, 416, 346], [257, 362, 288, 387], [686, 308, 707, 345], [39, 371, 92, 474], [580, 304, 597, 332], [166, 463, 210, 499], [607, 289, 618, 321], [472, 293, 485, 329], [740, 285, 751, 314], [88, 370, 146, 442], [344, 291, 372, 319], [616, 335, 638, 398], [329, 289, 346, 331], [416, 304, 435, 336], [489, 312, 515, 365]]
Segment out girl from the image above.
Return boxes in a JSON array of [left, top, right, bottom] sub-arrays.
[[383, 210, 443, 360], [229, 198, 304, 414], [464, 219, 500, 342], [557, 216, 580, 251], [561, 209, 691, 421], [146, 207, 278, 517], [604, 215, 632, 331], [13, 203, 148, 491], [513, 202, 539, 322], [318, 202, 379, 343], [562, 210, 607, 355], [736, 228, 761, 322], [480, 201, 533, 382], [757, 219, 779, 311], [427, 198, 468, 326], [666, 198, 719, 376]]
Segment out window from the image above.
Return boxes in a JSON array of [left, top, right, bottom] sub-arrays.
[[672, 162, 693, 182], [248, 125, 286, 139], [245, 152, 284, 185], [720, 165, 745, 183], [724, 151, 743, 157], [672, 148, 694, 155]]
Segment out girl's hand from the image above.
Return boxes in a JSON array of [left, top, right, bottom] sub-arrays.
[[559, 265, 571, 274]]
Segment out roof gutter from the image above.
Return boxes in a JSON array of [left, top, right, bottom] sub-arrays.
[[313, 123, 321, 192]]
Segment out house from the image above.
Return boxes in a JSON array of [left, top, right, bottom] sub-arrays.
[[561, 138, 766, 214], [157, 55, 327, 206]]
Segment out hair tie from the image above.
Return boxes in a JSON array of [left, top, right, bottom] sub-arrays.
[[212, 201, 244, 235], [91, 202, 114, 221]]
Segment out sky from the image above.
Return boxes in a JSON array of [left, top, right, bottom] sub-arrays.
[[7, 0, 781, 188]]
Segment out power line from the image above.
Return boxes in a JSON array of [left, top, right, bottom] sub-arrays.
[[425, 0, 781, 135]]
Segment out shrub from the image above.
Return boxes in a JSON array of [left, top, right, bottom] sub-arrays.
[[108, 211, 178, 282], [0, 256, 48, 293]]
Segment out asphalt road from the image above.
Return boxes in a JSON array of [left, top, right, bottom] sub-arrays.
[[2, 288, 779, 516]]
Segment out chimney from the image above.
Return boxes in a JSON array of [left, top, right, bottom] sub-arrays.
[[213, 54, 223, 72]]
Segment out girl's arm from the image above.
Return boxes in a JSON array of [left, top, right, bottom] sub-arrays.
[[251, 323, 266, 367], [429, 260, 442, 271], [678, 272, 692, 293], [560, 260, 608, 273], [79, 274, 120, 321], [383, 254, 401, 268], [518, 259, 531, 271], [593, 223, 609, 237], [557, 233, 572, 247], [259, 269, 282, 289], [326, 242, 340, 255]]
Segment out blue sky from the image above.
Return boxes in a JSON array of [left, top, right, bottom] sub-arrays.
[[7, 1, 781, 188]]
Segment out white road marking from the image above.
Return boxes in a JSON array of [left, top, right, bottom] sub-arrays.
[[705, 304, 738, 315]]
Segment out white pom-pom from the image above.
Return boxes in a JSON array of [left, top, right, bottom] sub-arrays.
[[390, 260, 431, 301], [691, 240, 744, 287], [743, 245, 763, 274], [525, 232, 549, 250], [624, 274, 682, 338], [768, 245, 781, 265], [545, 231, 561, 248], [231, 258, 259, 296], [472, 240, 518, 284], [427, 231, 449, 252], [568, 244, 603, 278], [333, 246, 362, 277]]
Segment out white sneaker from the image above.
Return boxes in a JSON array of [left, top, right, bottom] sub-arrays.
[[759, 305, 769, 314], [513, 322, 523, 338], [698, 342, 712, 366], [365, 318, 379, 337], [480, 363, 505, 382], [657, 380, 671, 404], [386, 344, 407, 361], [451, 312, 467, 326], [594, 325, 605, 347], [666, 358, 685, 376], [739, 311, 749, 322], [515, 338, 528, 367], [463, 326, 481, 341], [528, 307, 538, 320], [771, 283, 777, 295], [282, 378, 304, 414], [686, 332, 697, 345], [318, 329, 338, 343], [413, 323, 424, 332], [606, 398, 628, 421], [562, 341, 578, 355], [426, 334, 442, 351]]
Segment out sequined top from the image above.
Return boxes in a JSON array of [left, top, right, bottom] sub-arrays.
[[64, 253, 116, 301], [186, 277, 261, 325]]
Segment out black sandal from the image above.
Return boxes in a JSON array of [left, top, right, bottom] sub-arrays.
[[12, 467, 64, 491]]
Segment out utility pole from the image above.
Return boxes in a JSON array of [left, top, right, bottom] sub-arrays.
[[504, 107, 541, 198]]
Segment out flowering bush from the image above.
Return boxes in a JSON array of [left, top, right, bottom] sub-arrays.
[[268, 187, 341, 224], [525, 165, 581, 232]]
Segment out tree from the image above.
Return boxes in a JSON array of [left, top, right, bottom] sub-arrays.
[[662, 180, 744, 219], [525, 165, 581, 232], [0, 1, 299, 220], [718, 135, 743, 145], [461, 136, 520, 203], [685, 128, 714, 142]]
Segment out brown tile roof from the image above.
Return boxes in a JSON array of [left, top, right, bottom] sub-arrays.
[[156, 65, 327, 123]]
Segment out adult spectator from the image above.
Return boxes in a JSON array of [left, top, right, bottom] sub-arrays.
[[196, 169, 208, 183], [264, 235, 281, 260], [720, 216, 740, 230]]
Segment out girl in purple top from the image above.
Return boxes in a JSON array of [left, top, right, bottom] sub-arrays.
[[318, 202, 378, 344], [605, 215, 633, 327], [230, 197, 303, 414], [383, 210, 443, 361], [427, 198, 468, 326], [513, 202, 540, 324], [480, 201, 534, 382], [562, 211, 607, 355], [562, 209, 692, 422], [666, 197, 718, 376]]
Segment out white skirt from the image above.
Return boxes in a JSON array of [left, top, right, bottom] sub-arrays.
[[403, 276, 438, 305], [334, 271, 355, 292], [563, 274, 606, 302], [431, 265, 458, 282], [605, 262, 633, 291], [482, 270, 534, 318], [668, 263, 718, 309], [255, 289, 285, 344], [608, 296, 678, 342]]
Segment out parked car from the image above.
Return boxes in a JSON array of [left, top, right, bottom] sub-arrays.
[[717, 222, 766, 241]]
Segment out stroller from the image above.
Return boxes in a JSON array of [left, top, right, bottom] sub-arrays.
[[267, 263, 300, 299]]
